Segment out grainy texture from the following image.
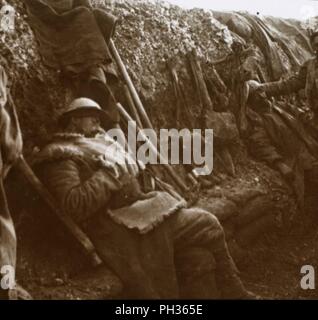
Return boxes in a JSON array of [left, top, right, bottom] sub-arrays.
[[1, 0, 317, 299]]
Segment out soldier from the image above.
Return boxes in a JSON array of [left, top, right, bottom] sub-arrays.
[[240, 32, 318, 208], [229, 55, 298, 183], [229, 53, 317, 211], [254, 31, 318, 121], [33, 98, 260, 300]]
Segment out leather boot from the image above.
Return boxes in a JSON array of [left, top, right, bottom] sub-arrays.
[[214, 244, 259, 299], [176, 248, 221, 299]]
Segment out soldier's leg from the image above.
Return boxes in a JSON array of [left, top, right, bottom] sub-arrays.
[[175, 247, 221, 299], [247, 125, 282, 167], [170, 208, 253, 299]]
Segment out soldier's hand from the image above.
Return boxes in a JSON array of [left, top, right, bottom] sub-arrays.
[[101, 171, 123, 192], [255, 85, 265, 94], [247, 80, 265, 95]]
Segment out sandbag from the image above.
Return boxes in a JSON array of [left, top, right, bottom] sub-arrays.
[[205, 112, 239, 143], [199, 198, 238, 222], [235, 214, 277, 247], [235, 196, 274, 228], [222, 187, 266, 207], [227, 14, 253, 40]]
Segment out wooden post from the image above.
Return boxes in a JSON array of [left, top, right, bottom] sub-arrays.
[[110, 40, 189, 193], [117, 103, 188, 193], [123, 85, 143, 129], [16, 156, 103, 267], [109, 40, 154, 130]]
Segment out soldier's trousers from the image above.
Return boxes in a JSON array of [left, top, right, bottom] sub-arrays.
[[87, 207, 247, 299], [169, 208, 247, 299]]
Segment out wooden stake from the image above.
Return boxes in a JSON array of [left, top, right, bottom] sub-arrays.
[[117, 103, 188, 193], [16, 156, 103, 267]]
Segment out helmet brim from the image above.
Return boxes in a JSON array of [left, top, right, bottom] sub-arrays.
[[58, 107, 109, 129]]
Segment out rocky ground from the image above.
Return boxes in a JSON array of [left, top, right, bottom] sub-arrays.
[[1, 0, 318, 299]]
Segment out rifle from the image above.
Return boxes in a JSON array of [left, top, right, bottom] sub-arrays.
[[187, 49, 236, 176], [109, 40, 189, 193], [166, 58, 201, 187], [167, 58, 193, 129]]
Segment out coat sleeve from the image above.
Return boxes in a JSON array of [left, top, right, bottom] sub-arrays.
[[262, 63, 307, 96], [42, 159, 112, 224]]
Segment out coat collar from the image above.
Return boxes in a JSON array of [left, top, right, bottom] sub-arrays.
[[32, 133, 86, 165], [33, 131, 118, 165]]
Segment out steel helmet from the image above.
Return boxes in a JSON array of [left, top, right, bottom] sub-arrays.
[[59, 98, 108, 128]]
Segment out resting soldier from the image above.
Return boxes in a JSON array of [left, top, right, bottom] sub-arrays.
[[33, 97, 259, 299]]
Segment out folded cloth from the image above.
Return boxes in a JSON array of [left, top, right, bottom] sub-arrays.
[[24, 0, 117, 72], [107, 191, 187, 234]]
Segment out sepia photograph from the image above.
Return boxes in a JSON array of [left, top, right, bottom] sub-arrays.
[[1, 0, 318, 305]]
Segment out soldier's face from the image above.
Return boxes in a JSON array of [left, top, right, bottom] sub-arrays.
[[72, 116, 101, 136]]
